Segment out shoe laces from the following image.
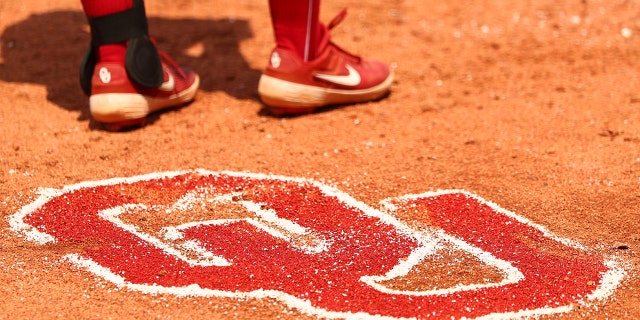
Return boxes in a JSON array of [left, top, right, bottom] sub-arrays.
[[325, 9, 362, 63], [327, 8, 348, 30], [150, 37, 188, 79]]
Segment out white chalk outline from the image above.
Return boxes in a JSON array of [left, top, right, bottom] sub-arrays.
[[8, 169, 627, 320], [95, 189, 334, 268], [98, 203, 232, 267]]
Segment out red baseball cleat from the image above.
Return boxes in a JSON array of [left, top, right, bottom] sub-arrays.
[[88, 50, 199, 129], [258, 10, 394, 115]]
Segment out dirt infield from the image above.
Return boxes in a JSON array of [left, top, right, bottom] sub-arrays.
[[1, 0, 639, 319]]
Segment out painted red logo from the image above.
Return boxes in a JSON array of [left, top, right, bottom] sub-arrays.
[[10, 170, 624, 319]]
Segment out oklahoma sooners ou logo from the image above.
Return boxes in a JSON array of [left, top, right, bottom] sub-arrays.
[[10, 170, 624, 319]]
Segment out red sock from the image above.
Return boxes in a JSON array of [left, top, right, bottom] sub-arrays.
[[268, 0, 322, 61], [81, 0, 132, 17], [80, 0, 134, 63]]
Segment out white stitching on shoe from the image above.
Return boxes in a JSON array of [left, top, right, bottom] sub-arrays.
[[270, 52, 282, 69], [158, 72, 175, 92], [314, 64, 361, 86], [99, 67, 111, 84]]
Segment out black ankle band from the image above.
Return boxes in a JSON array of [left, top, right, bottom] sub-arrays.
[[80, 0, 163, 94], [88, 0, 149, 46]]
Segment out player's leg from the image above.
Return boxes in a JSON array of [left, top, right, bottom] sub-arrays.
[[259, 0, 394, 115], [80, 0, 199, 129], [267, 0, 322, 61]]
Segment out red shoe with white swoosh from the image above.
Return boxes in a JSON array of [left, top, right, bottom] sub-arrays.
[[258, 10, 394, 115], [89, 49, 199, 129]]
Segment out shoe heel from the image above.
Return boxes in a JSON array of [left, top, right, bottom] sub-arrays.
[[258, 75, 326, 111], [90, 93, 150, 123]]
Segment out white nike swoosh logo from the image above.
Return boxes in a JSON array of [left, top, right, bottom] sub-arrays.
[[314, 65, 361, 87], [158, 72, 175, 92]]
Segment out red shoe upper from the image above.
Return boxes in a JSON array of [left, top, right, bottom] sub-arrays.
[[90, 44, 197, 98], [263, 10, 392, 91]]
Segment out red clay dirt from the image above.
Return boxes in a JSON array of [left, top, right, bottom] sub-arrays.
[[1, 0, 639, 319]]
